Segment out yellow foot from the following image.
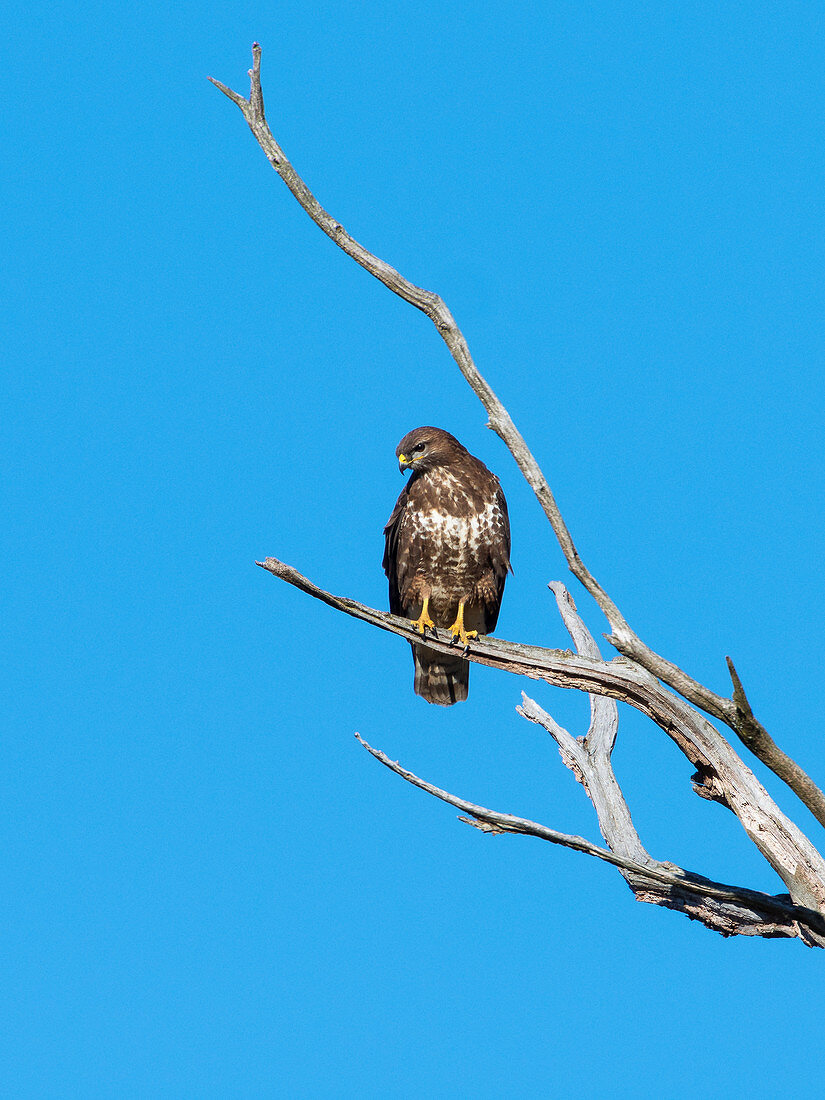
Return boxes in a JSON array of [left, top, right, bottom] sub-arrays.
[[449, 626, 478, 648], [411, 596, 437, 638], [447, 601, 478, 648]]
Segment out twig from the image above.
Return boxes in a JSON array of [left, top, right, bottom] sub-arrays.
[[725, 657, 825, 827]]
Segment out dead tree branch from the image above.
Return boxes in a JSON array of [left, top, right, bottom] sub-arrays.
[[213, 46, 825, 941], [525, 582, 646, 864], [257, 556, 825, 922], [514, 585, 825, 941], [354, 733, 825, 944], [211, 45, 825, 829]]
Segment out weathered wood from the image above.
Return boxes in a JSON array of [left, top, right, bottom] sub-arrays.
[[211, 50, 825, 828], [257, 557, 825, 928], [211, 46, 825, 943], [354, 733, 825, 944]]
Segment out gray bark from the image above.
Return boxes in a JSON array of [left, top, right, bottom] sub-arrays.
[[213, 46, 825, 945]]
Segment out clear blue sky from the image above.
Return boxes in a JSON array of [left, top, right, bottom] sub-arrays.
[[4, 2, 825, 1095]]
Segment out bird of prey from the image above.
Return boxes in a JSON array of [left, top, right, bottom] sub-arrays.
[[383, 426, 511, 705]]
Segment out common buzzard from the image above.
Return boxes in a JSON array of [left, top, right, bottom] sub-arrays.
[[383, 426, 511, 705]]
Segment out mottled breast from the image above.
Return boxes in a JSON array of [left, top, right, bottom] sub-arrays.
[[403, 467, 507, 601]]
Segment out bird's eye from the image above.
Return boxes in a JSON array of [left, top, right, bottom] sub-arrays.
[[413, 442, 427, 453]]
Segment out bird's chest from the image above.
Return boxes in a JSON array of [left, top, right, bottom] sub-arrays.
[[404, 492, 494, 575]]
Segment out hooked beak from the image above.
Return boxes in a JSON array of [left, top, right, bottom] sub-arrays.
[[398, 452, 411, 473]]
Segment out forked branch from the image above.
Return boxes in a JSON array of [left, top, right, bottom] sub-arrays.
[[258, 556, 825, 926]]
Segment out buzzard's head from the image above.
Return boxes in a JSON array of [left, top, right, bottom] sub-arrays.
[[395, 426, 466, 475]]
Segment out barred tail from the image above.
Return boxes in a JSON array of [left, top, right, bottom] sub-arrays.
[[412, 643, 469, 706]]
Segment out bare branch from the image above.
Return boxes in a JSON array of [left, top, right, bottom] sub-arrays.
[[354, 734, 825, 944], [512, 587, 822, 943], [724, 657, 825, 827], [258, 556, 825, 914], [214, 48, 825, 941], [547, 581, 617, 759], [211, 46, 825, 828], [211, 45, 825, 831], [517, 586, 749, 936], [208, 77, 247, 109], [526, 583, 644, 862], [519, 692, 643, 859]]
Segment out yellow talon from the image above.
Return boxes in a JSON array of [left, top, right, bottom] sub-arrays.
[[411, 596, 436, 637], [448, 601, 478, 647]]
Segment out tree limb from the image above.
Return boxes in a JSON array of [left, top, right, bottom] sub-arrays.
[[528, 583, 644, 861], [214, 47, 825, 940], [354, 733, 825, 944], [211, 45, 825, 829], [257, 556, 825, 916], [724, 656, 825, 828], [511, 583, 823, 938]]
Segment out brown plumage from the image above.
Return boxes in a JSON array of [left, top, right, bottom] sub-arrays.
[[383, 426, 511, 705]]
